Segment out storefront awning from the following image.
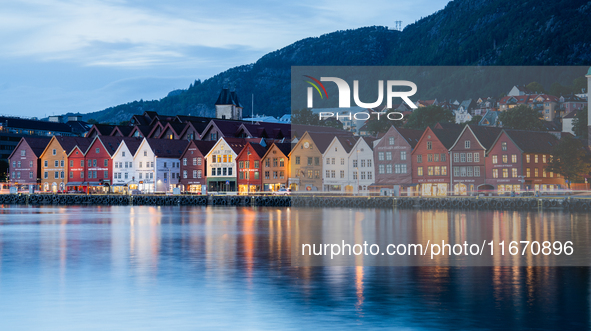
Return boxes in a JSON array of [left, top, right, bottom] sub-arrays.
[[66, 182, 84, 186], [88, 182, 102, 187]]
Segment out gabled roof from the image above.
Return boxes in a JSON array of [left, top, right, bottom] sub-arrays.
[[110, 125, 133, 137], [563, 109, 580, 119], [178, 120, 210, 138], [120, 137, 143, 156], [145, 139, 189, 158], [201, 119, 244, 139], [157, 122, 186, 139], [237, 142, 268, 160], [89, 124, 116, 136], [396, 127, 423, 149], [274, 143, 292, 157], [501, 130, 560, 154], [8, 137, 52, 160], [308, 132, 354, 154], [91, 136, 124, 157], [430, 125, 464, 149], [181, 140, 217, 158], [129, 125, 151, 138], [467, 125, 503, 150], [335, 136, 358, 154], [41, 136, 92, 158]]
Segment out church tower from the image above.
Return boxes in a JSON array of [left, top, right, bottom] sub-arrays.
[[215, 87, 243, 120]]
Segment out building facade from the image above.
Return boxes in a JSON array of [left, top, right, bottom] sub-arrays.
[[260, 143, 292, 192], [179, 140, 215, 193], [8, 137, 51, 191], [236, 142, 267, 193], [205, 138, 245, 192], [322, 136, 357, 192]]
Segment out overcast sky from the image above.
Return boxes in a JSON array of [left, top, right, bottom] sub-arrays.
[[0, 0, 450, 118]]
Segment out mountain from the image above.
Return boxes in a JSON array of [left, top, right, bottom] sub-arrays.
[[82, 0, 591, 124]]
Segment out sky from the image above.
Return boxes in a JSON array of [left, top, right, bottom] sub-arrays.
[[0, 0, 451, 118]]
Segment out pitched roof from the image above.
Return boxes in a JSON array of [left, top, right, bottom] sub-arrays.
[[431, 125, 464, 149], [91, 136, 123, 156], [215, 88, 242, 107], [467, 125, 503, 150], [145, 139, 189, 158], [130, 125, 151, 137], [274, 143, 292, 157], [53, 136, 92, 155], [563, 109, 580, 119], [336, 136, 358, 153], [248, 143, 269, 158], [220, 137, 247, 154], [92, 124, 116, 135], [503, 130, 560, 153], [192, 140, 217, 156], [396, 128, 423, 149], [111, 125, 133, 137], [120, 137, 143, 156], [308, 132, 354, 154], [8, 137, 52, 160]]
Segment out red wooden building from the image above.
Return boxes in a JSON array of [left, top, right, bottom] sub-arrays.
[[236, 142, 268, 193], [8, 137, 51, 191], [485, 130, 565, 193], [84, 136, 123, 193], [411, 125, 463, 196]]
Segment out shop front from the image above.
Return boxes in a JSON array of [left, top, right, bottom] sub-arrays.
[[208, 178, 236, 192], [419, 182, 449, 197], [66, 182, 87, 193]]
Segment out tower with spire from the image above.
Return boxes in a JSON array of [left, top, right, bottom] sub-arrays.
[[215, 86, 243, 120]]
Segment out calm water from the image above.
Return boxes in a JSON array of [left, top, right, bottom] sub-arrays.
[[0, 206, 588, 330]]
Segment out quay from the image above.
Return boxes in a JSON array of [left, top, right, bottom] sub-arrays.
[[0, 194, 590, 211]]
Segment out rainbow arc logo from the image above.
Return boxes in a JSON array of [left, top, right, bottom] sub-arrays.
[[304, 75, 328, 99]]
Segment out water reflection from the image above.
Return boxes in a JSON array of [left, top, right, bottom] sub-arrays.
[[0, 206, 588, 330]]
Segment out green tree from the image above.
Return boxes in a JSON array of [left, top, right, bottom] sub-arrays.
[[467, 115, 483, 125], [572, 106, 588, 139], [546, 135, 591, 187], [549, 82, 572, 97], [403, 106, 454, 130], [572, 77, 587, 94], [498, 105, 545, 130], [526, 82, 546, 94]]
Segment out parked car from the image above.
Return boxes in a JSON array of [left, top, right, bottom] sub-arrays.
[[273, 188, 291, 195]]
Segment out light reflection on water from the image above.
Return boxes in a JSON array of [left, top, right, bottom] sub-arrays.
[[0, 206, 588, 330]]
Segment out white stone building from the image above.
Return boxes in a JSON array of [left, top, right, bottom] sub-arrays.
[[132, 138, 188, 193], [204, 137, 246, 192], [111, 137, 143, 193]]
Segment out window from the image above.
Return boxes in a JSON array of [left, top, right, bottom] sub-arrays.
[[465, 140, 470, 149], [55, 160, 59, 167], [239, 172, 244, 179], [466, 167, 472, 177], [386, 164, 392, 174], [325, 170, 330, 178], [467, 153, 472, 162], [427, 167, 434, 176], [454, 153, 459, 162], [29, 172, 33, 179], [254, 161, 259, 169], [543, 169, 547, 177], [417, 155, 422, 163], [434, 166, 440, 176], [395, 164, 401, 174], [353, 171, 358, 180], [427, 154, 433, 162], [104, 171, 108, 178], [81, 172, 84, 178], [502, 155, 508, 164], [460, 153, 466, 162], [526, 155, 530, 163], [70, 172, 73, 178], [368, 172, 373, 180], [326, 158, 330, 165], [493, 169, 498, 178], [308, 170, 313, 179], [60, 171, 64, 179], [535, 155, 538, 163], [331, 170, 336, 178], [511, 154, 517, 163], [427, 141, 432, 150], [441, 154, 446, 162], [93, 160, 96, 167], [460, 167, 466, 177], [52, 149, 56, 155], [503, 169, 508, 178], [307, 157, 312, 165], [526, 168, 531, 177], [386, 152, 392, 161], [198, 157, 203, 166], [535, 168, 539, 177], [543, 155, 547, 163], [183, 158, 187, 166], [378, 165, 385, 174], [474, 167, 480, 177], [279, 158, 283, 167], [492, 155, 498, 164], [378, 152, 384, 161], [434, 154, 439, 162], [367, 160, 372, 167], [360, 172, 365, 180], [340, 158, 344, 165], [331, 158, 335, 165], [295, 156, 301, 165], [361, 160, 366, 167], [417, 167, 423, 176], [69, 160, 73, 167], [512, 168, 517, 177], [104, 159, 108, 167], [44, 172, 48, 179], [389, 137, 395, 145], [255, 172, 260, 180], [473, 153, 479, 162], [401, 151, 406, 160], [454, 167, 460, 177], [265, 171, 270, 179], [501, 142, 507, 151], [340, 170, 345, 178], [21, 150, 25, 156], [30, 161, 33, 167], [353, 160, 358, 168], [315, 157, 319, 166]]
